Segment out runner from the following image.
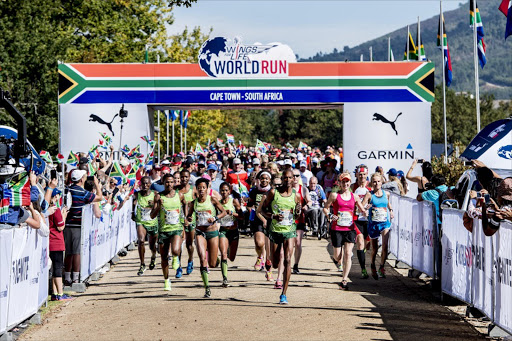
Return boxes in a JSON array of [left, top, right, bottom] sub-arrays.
[[258, 169, 301, 304], [247, 170, 272, 277], [218, 182, 242, 287], [132, 176, 159, 276], [362, 173, 394, 280], [150, 173, 188, 291], [351, 165, 372, 279], [185, 178, 227, 298], [179, 170, 197, 275], [323, 172, 367, 290], [292, 168, 312, 274]]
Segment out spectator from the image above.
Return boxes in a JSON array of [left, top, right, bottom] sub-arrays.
[[299, 160, 313, 187], [416, 174, 448, 227], [407, 159, 433, 193], [382, 168, 404, 195], [305, 176, 326, 236], [64, 169, 103, 286], [482, 177, 512, 236], [208, 164, 223, 192], [397, 170, 408, 195]]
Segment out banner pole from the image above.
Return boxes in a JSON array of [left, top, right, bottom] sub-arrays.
[[472, 0, 481, 133], [441, 1, 448, 164], [166, 111, 169, 157], [185, 127, 187, 153], [157, 110, 160, 162], [180, 113, 183, 154], [407, 25, 410, 61], [388, 37, 390, 61], [172, 118, 175, 156]]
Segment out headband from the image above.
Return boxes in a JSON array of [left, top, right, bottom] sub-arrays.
[[258, 171, 272, 179]]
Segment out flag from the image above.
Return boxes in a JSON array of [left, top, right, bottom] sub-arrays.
[[183, 111, 190, 128], [88, 145, 99, 160], [110, 161, 127, 185], [499, 0, 512, 39], [195, 142, 205, 154], [98, 139, 107, 149], [298, 141, 308, 150], [57, 153, 65, 163], [99, 133, 112, 146], [237, 175, 249, 198], [437, 15, 453, 87], [0, 197, 9, 223], [403, 31, 417, 60], [470, 0, 487, 68], [416, 22, 427, 61], [87, 161, 97, 176], [121, 144, 130, 154], [285, 142, 294, 150], [256, 139, 267, 153], [127, 166, 137, 186], [66, 151, 78, 166], [389, 47, 395, 62], [128, 145, 141, 159], [5, 172, 31, 207], [217, 138, 224, 146], [226, 134, 235, 143], [141, 136, 156, 149], [167, 110, 178, 122], [39, 150, 52, 164]]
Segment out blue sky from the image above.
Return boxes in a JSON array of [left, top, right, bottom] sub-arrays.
[[169, 0, 463, 58]]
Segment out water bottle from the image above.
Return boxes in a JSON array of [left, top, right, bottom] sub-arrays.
[[249, 209, 256, 222]]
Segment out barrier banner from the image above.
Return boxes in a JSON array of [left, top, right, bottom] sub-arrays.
[[397, 197, 413, 266], [7, 228, 42, 327], [0, 229, 13, 335], [419, 201, 435, 277], [471, 218, 495, 319], [388, 193, 400, 257], [441, 209, 472, 304], [36, 232, 50, 308], [411, 201, 423, 271], [495, 221, 512, 334]]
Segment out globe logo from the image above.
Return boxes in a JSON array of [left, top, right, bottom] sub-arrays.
[[198, 37, 229, 77]]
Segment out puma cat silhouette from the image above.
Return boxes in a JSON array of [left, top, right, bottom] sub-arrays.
[[372, 112, 402, 135], [89, 114, 118, 136]]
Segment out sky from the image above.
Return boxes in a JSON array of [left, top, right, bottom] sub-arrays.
[[168, 0, 463, 59]]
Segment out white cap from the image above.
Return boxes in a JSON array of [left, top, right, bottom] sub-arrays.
[[277, 160, 284, 166], [300, 161, 307, 168], [71, 169, 87, 182], [252, 158, 260, 165], [312, 157, 319, 164], [284, 159, 292, 166], [161, 159, 171, 165]]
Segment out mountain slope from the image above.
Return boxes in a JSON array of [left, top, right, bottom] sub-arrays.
[[301, 0, 512, 99]]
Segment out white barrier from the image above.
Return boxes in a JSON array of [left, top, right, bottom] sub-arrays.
[[80, 199, 136, 282], [440, 209, 512, 335], [388, 193, 436, 278], [0, 226, 49, 335]]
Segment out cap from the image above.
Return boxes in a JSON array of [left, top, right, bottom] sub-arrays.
[[397, 170, 405, 178], [289, 153, 297, 159], [297, 154, 304, 161], [300, 161, 307, 168], [202, 174, 212, 181], [252, 158, 260, 165], [71, 169, 87, 182], [233, 158, 241, 165], [387, 168, 398, 176], [312, 157, 319, 164], [339, 172, 352, 182], [498, 177, 512, 201], [277, 160, 284, 166], [161, 159, 171, 165], [198, 162, 206, 168], [51, 188, 62, 198], [207, 163, 218, 171], [161, 166, 171, 174], [284, 159, 292, 166]]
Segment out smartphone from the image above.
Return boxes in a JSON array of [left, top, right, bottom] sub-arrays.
[[417, 159, 424, 164], [484, 194, 491, 205], [463, 161, 473, 166], [96, 158, 101, 163], [50, 169, 57, 180]]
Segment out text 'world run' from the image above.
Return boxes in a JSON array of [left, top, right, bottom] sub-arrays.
[[213, 60, 288, 76]]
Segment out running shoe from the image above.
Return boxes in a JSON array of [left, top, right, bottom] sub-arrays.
[[204, 287, 211, 298], [222, 278, 229, 288], [337, 263, 343, 273], [274, 280, 283, 289], [254, 257, 264, 271], [172, 256, 180, 270], [279, 294, 288, 305], [292, 265, 300, 274], [378, 266, 386, 279], [186, 261, 194, 275], [149, 257, 156, 270], [137, 264, 146, 276], [164, 279, 171, 291], [361, 268, 369, 279], [265, 270, 273, 281], [370, 264, 379, 280], [339, 280, 349, 290], [51, 294, 58, 301], [58, 294, 74, 301], [175, 267, 183, 279]]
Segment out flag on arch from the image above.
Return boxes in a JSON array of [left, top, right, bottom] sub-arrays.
[[167, 110, 178, 122], [180, 110, 191, 128], [499, 0, 512, 39], [437, 14, 453, 87], [470, 0, 487, 68], [226, 134, 235, 143]]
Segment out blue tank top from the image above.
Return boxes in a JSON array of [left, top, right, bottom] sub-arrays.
[[369, 191, 390, 227]]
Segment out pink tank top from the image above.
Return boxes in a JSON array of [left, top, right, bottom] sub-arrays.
[[331, 192, 355, 231]]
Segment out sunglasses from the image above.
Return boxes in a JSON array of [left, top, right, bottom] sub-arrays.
[[294, 175, 300, 178]]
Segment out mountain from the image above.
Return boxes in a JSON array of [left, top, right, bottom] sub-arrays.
[[301, 0, 512, 99]]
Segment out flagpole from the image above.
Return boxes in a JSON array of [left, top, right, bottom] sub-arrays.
[[157, 110, 161, 162], [172, 115, 175, 155], [166, 110, 169, 157], [369, 46, 372, 61], [441, 1, 448, 164], [417, 16, 420, 61], [407, 25, 410, 61], [185, 127, 187, 153], [472, 0, 481, 132], [180, 111, 183, 154], [388, 37, 391, 61]]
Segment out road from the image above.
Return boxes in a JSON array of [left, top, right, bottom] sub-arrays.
[[22, 236, 484, 341]]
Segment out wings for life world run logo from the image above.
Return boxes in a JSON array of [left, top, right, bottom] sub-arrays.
[[198, 37, 296, 78]]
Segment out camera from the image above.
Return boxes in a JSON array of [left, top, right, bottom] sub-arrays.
[[0, 136, 15, 165], [119, 104, 128, 119]]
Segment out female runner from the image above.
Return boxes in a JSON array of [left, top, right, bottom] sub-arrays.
[[179, 170, 197, 275]]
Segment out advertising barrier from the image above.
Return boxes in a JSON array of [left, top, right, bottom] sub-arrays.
[[0, 229, 13, 335], [495, 220, 512, 334], [80, 199, 136, 282]]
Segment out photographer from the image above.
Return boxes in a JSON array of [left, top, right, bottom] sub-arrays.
[[481, 177, 512, 236], [406, 159, 433, 193], [63, 169, 103, 286]]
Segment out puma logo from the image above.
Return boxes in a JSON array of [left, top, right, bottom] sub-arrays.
[[89, 114, 118, 136], [372, 112, 402, 135]]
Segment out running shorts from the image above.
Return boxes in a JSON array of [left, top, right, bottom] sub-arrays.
[[219, 227, 240, 242], [268, 230, 296, 244], [330, 229, 356, 248], [158, 230, 183, 244], [354, 220, 368, 239], [195, 229, 219, 240], [368, 223, 390, 239], [140, 223, 158, 236]]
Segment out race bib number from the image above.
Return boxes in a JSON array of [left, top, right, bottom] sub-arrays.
[[219, 214, 234, 227], [279, 210, 293, 226], [337, 211, 353, 227], [197, 211, 213, 226], [165, 209, 180, 225], [372, 207, 388, 222], [141, 208, 153, 222], [255, 194, 263, 205]]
